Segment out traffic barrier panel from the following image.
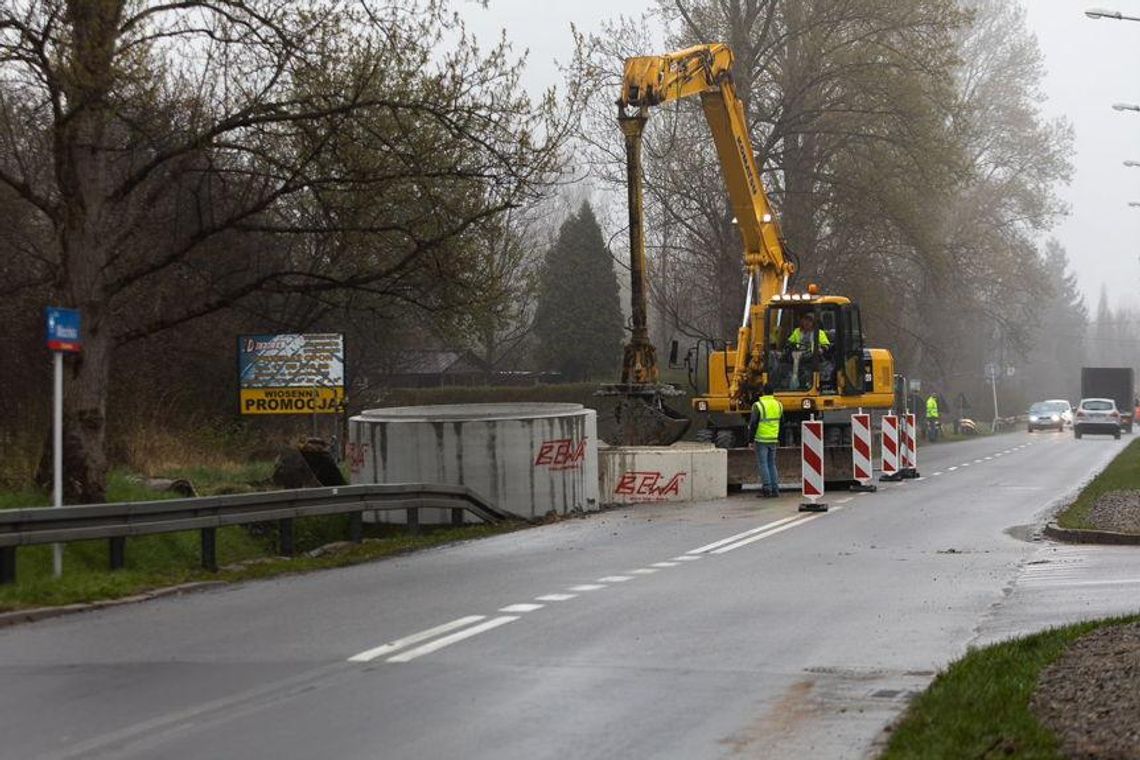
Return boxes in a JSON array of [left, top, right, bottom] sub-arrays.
[[851, 413, 877, 492], [902, 413, 920, 478], [880, 414, 900, 481], [800, 420, 828, 512]]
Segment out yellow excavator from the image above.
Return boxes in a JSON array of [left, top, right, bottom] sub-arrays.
[[613, 43, 897, 486]]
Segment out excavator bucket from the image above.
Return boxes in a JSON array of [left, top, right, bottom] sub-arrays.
[[595, 384, 692, 446]]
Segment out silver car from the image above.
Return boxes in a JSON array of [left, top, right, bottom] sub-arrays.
[[1027, 401, 1067, 432], [1074, 398, 1122, 440]]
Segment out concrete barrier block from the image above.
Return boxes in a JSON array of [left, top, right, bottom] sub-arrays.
[[599, 442, 726, 505]]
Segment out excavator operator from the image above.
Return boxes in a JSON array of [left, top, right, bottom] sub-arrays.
[[778, 312, 835, 392]]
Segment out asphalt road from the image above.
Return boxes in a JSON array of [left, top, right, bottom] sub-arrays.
[[1, 430, 1137, 760]]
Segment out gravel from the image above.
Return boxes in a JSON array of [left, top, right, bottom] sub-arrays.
[[1030, 622, 1140, 759], [1087, 490, 1140, 534]]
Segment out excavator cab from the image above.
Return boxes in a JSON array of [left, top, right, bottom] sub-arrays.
[[763, 299, 867, 397]]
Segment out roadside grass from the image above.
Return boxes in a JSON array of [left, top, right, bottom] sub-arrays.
[[1055, 438, 1140, 530], [1, 459, 525, 613], [0, 520, 525, 613], [881, 615, 1140, 760]]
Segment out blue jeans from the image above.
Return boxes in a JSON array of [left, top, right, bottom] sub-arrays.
[[754, 443, 779, 492]]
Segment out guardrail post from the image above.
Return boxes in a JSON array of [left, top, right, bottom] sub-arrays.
[[279, 518, 295, 557], [109, 537, 126, 571], [201, 528, 217, 572], [406, 507, 420, 535], [349, 512, 363, 544], [0, 547, 15, 585]]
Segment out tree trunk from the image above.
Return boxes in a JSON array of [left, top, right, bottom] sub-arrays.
[[47, 0, 125, 502]]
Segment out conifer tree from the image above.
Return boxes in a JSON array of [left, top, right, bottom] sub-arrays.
[[534, 203, 624, 380]]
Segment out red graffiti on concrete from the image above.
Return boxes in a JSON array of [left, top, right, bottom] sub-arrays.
[[346, 441, 370, 474], [534, 438, 588, 471], [614, 471, 686, 500]]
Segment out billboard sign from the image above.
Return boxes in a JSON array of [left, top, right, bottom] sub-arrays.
[[238, 333, 345, 415], [45, 307, 82, 353]]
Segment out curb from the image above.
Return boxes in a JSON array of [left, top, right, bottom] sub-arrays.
[[1043, 522, 1140, 546], [0, 581, 228, 629]]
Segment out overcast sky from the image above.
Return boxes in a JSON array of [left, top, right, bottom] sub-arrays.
[[462, 0, 1140, 310]]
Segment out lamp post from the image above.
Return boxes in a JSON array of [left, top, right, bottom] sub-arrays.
[[1086, 7, 1140, 21]]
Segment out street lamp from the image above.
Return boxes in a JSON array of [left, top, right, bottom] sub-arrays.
[[1086, 7, 1140, 21], [1113, 103, 1140, 112]]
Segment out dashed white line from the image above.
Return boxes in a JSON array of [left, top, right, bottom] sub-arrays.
[[974, 459, 985, 463], [834, 496, 854, 505], [536, 593, 577, 602], [598, 575, 634, 583], [933, 471, 944, 476], [984, 456, 993, 461], [672, 555, 702, 562], [948, 466, 958, 471], [348, 615, 485, 662], [568, 584, 606, 592], [630, 568, 658, 575], [499, 603, 544, 613], [961, 463, 971, 467], [387, 616, 519, 663], [651, 561, 679, 568]]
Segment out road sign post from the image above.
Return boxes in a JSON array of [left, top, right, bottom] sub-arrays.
[[46, 307, 82, 578]]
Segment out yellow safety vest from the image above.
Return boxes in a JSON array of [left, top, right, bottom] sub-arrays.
[[926, 395, 939, 418], [788, 326, 830, 350], [753, 396, 783, 444]]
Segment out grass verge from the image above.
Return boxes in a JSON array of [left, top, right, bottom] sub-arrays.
[[0, 520, 524, 613], [1055, 438, 1140, 530], [880, 615, 1140, 759]]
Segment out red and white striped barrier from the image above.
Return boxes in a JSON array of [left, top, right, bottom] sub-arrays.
[[902, 412, 919, 477], [851, 413, 876, 491], [800, 419, 827, 511], [881, 414, 900, 480]]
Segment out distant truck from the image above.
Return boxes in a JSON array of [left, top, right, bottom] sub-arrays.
[[1081, 367, 1135, 433]]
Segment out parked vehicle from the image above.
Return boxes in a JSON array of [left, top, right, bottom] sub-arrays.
[[1042, 399, 1074, 427], [1081, 367, 1134, 433], [1027, 401, 1067, 432], [1074, 398, 1122, 440]]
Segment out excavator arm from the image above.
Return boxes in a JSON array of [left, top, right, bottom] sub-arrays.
[[617, 44, 794, 408]]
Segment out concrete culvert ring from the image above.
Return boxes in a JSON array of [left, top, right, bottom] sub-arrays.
[[349, 403, 599, 523]]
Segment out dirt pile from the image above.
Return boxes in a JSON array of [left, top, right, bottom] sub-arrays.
[[1031, 621, 1140, 759]]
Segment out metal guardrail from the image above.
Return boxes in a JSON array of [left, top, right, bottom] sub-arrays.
[[0, 483, 514, 584]]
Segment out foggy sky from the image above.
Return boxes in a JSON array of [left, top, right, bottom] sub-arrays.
[[462, 0, 1140, 310]]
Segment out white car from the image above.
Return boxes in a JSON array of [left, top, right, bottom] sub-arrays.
[[1074, 398, 1122, 440], [1043, 399, 1074, 427]]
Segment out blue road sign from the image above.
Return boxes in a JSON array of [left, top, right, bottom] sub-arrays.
[[46, 307, 82, 353]]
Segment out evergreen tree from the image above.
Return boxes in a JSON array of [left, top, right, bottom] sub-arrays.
[[1026, 240, 1086, 399], [534, 203, 624, 381]]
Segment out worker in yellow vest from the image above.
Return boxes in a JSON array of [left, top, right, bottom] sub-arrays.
[[925, 392, 941, 442], [748, 383, 784, 498]]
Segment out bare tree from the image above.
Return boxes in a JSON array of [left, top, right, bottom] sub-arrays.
[[0, 0, 572, 500]]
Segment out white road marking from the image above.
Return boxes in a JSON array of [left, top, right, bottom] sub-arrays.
[[974, 459, 984, 463], [387, 616, 519, 663], [984, 456, 993, 461], [630, 568, 659, 575], [961, 463, 970, 467], [536, 593, 577, 602], [348, 615, 485, 662], [1020, 578, 1140, 589], [834, 496, 854, 504], [499, 603, 544, 613], [933, 471, 944, 476], [651, 562, 679, 568], [672, 555, 702, 562], [568, 584, 606, 592], [598, 575, 634, 583], [688, 516, 801, 554], [915, 477, 926, 481], [712, 514, 823, 554], [948, 466, 958, 471]]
